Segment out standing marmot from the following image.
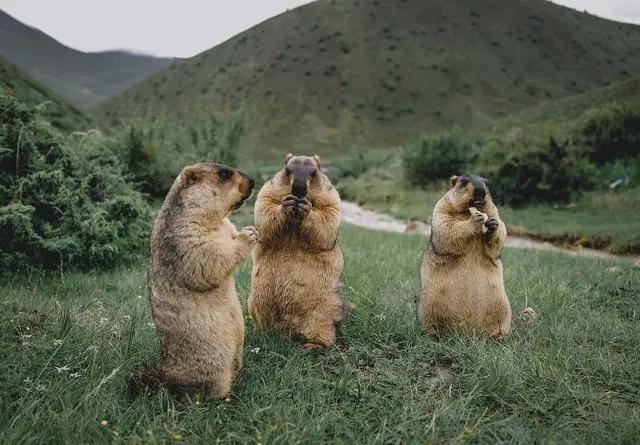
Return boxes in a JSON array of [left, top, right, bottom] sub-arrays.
[[148, 163, 256, 399], [418, 175, 511, 339], [248, 154, 348, 350]]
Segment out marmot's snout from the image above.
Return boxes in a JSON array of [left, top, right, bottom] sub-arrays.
[[236, 173, 255, 207], [472, 186, 486, 207], [292, 177, 307, 199]]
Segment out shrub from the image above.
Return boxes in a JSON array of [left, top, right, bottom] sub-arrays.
[[0, 91, 152, 270], [402, 132, 476, 186], [481, 133, 596, 205], [578, 103, 640, 163], [119, 110, 245, 198]]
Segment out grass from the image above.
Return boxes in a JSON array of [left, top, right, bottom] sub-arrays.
[[1, 221, 639, 444]]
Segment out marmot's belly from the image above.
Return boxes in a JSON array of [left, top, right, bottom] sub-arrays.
[[420, 258, 508, 330], [250, 247, 343, 329]]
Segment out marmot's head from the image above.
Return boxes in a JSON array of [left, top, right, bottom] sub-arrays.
[[179, 163, 255, 216], [445, 175, 493, 212], [274, 154, 331, 200]]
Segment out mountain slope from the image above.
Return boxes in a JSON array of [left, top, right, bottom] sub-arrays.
[[0, 9, 174, 107], [0, 56, 92, 130], [95, 0, 640, 160]]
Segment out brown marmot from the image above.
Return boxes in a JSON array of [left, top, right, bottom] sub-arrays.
[[148, 163, 256, 399], [417, 175, 511, 339], [248, 154, 349, 350]]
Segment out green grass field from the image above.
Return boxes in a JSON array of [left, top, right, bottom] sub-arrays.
[[1, 221, 639, 444]]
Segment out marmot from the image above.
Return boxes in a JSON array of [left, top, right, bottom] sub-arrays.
[[148, 163, 257, 399], [417, 175, 511, 339], [248, 154, 348, 350]]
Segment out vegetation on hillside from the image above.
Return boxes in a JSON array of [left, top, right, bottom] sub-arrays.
[[0, 57, 92, 131], [337, 87, 640, 254], [95, 0, 640, 159]]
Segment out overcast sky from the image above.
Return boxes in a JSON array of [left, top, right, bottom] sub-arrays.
[[1, 0, 639, 58]]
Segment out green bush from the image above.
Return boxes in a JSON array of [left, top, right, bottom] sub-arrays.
[[579, 103, 640, 163], [481, 133, 596, 205], [0, 91, 152, 270], [402, 132, 476, 186], [120, 111, 245, 198]]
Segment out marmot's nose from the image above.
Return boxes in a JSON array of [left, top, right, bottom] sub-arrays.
[[473, 188, 486, 202], [292, 180, 307, 199]]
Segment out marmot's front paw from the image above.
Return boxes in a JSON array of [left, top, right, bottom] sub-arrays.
[[484, 217, 498, 233], [470, 212, 486, 232], [238, 226, 258, 244], [294, 198, 312, 219], [282, 195, 298, 219]]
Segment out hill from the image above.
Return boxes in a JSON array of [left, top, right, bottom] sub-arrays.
[[0, 9, 174, 107], [0, 56, 92, 130], [95, 0, 640, 160], [482, 75, 640, 135]]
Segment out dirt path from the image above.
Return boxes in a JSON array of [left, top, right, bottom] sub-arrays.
[[341, 201, 637, 263]]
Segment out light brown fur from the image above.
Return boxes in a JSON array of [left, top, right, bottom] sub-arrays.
[[148, 163, 256, 399], [418, 175, 511, 339], [248, 155, 348, 350]]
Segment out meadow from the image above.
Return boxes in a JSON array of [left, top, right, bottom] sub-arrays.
[[1, 219, 639, 444]]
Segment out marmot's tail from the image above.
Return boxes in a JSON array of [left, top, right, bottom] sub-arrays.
[[128, 367, 163, 397]]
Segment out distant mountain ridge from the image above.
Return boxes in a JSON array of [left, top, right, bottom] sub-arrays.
[[0, 9, 175, 107], [94, 0, 640, 160], [0, 56, 92, 130]]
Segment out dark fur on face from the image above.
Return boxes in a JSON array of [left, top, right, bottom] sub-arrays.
[[182, 163, 255, 213], [448, 174, 492, 211], [282, 154, 321, 199]]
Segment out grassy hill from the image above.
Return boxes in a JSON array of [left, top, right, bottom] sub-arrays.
[[0, 56, 92, 130], [481, 75, 640, 136], [0, 9, 174, 107], [95, 0, 640, 160]]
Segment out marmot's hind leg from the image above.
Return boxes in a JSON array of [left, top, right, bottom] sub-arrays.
[[300, 316, 336, 351]]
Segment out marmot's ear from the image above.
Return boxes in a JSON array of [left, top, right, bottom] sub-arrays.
[[183, 165, 201, 185], [313, 154, 321, 168], [450, 175, 460, 187], [284, 153, 294, 165]]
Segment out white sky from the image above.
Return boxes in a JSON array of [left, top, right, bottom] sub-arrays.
[[1, 0, 639, 58]]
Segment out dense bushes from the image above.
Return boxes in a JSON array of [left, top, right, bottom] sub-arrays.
[[480, 134, 596, 205], [402, 131, 476, 186], [579, 103, 640, 163], [0, 91, 152, 270]]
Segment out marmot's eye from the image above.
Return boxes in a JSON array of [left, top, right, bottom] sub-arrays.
[[217, 168, 233, 182], [284, 167, 291, 176], [311, 170, 318, 179]]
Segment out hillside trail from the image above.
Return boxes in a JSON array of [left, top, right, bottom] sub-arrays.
[[341, 201, 640, 264]]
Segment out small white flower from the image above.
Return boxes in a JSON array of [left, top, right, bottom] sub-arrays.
[[123, 315, 132, 320], [69, 372, 80, 378], [55, 365, 70, 373], [137, 295, 143, 299], [99, 318, 108, 324], [147, 322, 155, 328], [53, 339, 63, 346], [21, 334, 32, 339], [374, 314, 387, 321], [86, 345, 98, 352], [250, 347, 261, 354]]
